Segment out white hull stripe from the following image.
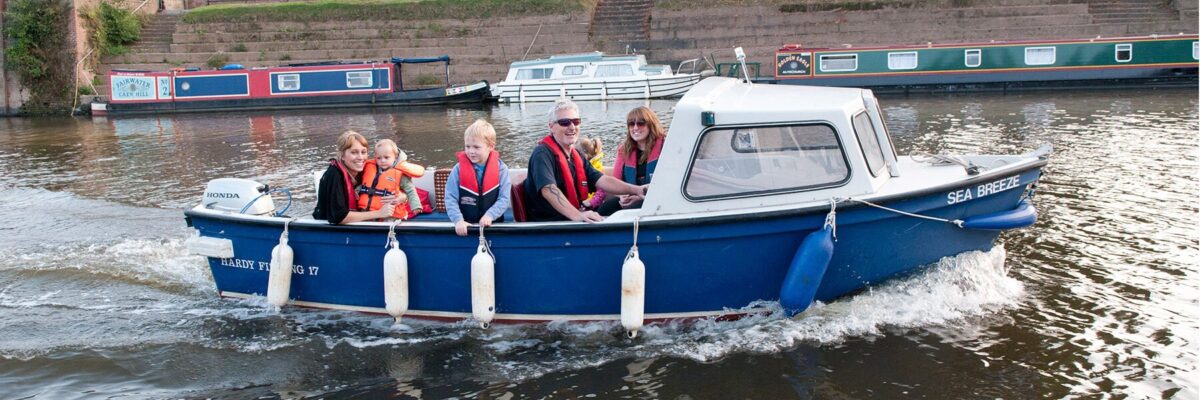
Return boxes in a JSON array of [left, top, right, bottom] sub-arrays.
[[220, 291, 758, 322]]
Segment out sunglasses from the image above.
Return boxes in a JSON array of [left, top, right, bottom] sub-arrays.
[[555, 118, 582, 127], [627, 120, 647, 128]]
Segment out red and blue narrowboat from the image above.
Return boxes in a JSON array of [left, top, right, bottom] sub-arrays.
[[92, 56, 489, 116]]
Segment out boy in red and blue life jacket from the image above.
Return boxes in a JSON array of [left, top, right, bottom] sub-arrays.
[[358, 139, 425, 220], [444, 119, 511, 236]]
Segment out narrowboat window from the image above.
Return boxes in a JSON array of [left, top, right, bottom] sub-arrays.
[[561, 65, 585, 76], [1024, 47, 1056, 65], [346, 71, 373, 88], [595, 64, 635, 77], [1193, 42, 1198, 60], [1115, 44, 1132, 62], [887, 52, 918, 70], [278, 74, 300, 91], [819, 54, 858, 72], [965, 49, 982, 67], [851, 112, 886, 177], [516, 68, 553, 80], [684, 123, 850, 199]]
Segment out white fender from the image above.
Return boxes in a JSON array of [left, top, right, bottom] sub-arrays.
[[620, 248, 646, 338], [383, 239, 409, 322], [470, 241, 496, 328], [266, 231, 293, 307]]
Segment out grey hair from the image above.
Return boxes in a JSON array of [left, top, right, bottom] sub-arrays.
[[547, 97, 579, 123]]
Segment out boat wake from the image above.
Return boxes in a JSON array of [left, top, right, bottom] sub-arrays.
[[245, 246, 1024, 383]]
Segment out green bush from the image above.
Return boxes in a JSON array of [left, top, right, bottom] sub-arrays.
[[3, 0, 73, 112], [82, 1, 144, 56]]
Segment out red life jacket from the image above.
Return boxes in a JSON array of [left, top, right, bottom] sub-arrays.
[[329, 159, 356, 207], [539, 135, 588, 208], [455, 150, 501, 223]]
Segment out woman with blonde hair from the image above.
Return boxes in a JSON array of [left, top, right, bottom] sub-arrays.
[[597, 106, 666, 215], [313, 131, 400, 224]]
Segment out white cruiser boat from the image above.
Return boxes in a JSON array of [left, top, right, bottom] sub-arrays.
[[491, 52, 704, 102]]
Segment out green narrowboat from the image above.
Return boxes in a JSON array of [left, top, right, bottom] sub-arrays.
[[770, 34, 1198, 91]]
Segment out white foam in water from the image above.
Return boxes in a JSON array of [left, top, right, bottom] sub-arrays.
[[453, 246, 1024, 381]]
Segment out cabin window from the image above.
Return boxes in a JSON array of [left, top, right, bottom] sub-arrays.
[[346, 71, 373, 88], [965, 49, 982, 67], [1193, 42, 1198, 60], [1024, 47, 1056, 65], [277, 74, 300, 91], [644, 70, 662, 76], [562, 65, 585, 76], [1114, 44, 1132, 62], [516, 68, 553, 80], [595, 64, 635, 77], [819, 54, 858, 72], [887, 52, 918, 70], [852, 112, 887, 177], [684, 123, 850, 200]]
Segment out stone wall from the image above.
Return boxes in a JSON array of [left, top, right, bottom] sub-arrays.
[[87, 0, 1198, 101]]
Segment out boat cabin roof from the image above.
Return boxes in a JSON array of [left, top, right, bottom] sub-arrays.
[[510, 52, 645, 68], [623, 77, 901, 220]]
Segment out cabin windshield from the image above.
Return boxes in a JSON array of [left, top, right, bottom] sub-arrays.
[[684, 123, 850, 200]]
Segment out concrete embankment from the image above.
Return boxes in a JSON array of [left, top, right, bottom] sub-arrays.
[[85, 0, 1198, 100]]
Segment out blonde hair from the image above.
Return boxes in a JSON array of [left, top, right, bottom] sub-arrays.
[[375, 139, 399, 156], [336, 130, 368, 155], [575, 136, 602, 159], [464, 119, 497, 147], [620, 107, 665, 164]]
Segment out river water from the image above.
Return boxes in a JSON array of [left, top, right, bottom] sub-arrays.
[[0, 89, 1195, 399]]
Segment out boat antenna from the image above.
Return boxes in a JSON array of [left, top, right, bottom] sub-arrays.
[[734, 47, 752, 85]]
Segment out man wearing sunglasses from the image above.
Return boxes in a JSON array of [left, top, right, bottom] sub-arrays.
[[524, 98, 649, 222]]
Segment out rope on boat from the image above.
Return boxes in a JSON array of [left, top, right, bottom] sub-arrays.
[[912, 152, 980, 175], [825, 199, 837, 240], [478, 224, 494, 260], [385, 219, 401, 248], [839, 197, 965, 228]]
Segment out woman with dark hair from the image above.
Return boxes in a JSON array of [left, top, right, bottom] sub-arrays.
[[313, 131, 397, 224], [596, 106, 666, 215]]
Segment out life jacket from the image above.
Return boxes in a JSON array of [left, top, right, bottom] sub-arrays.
[[329, 159, 356, 207], [456, 150, 502, 223], [358, 158, 426, 219], [583, 151, 604, 202], [540, 135, 589, 208], [615, 138, 664, 185]]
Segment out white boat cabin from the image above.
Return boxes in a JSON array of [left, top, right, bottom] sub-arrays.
[[502, 52, 673, 83]]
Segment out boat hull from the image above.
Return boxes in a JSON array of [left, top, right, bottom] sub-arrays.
[[185, 167, 1042, 322], [94, 81, 490, 116], [761, 65, 1198, 93], [493, 75, 701, 103]]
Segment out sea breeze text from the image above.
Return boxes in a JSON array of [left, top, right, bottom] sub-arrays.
[[947, 175, 1021, 205], [219, 258, 320, 276]]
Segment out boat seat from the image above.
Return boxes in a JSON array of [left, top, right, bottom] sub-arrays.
[[433, 169, 450, 213], [510, 181, 528, 222]]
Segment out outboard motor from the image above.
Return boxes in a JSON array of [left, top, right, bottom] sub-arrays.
[[202, 178, 276, 215]]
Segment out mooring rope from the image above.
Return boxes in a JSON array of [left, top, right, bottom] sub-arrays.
[[912, 152, 980, 175], [839, 197, 965, 228]]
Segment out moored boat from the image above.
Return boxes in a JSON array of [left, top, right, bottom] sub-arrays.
[[184, 77, 1048, 335], [767, 34, 1198, 92], [92, 56, 489, 116], [491, 52, 705, 102]]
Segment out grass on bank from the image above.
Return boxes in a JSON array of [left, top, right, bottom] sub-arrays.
[[654, 0, 974, 11], [182, 0, 586, 23]]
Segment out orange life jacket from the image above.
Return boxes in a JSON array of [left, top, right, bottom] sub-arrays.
[[357, 159, 425, 219]]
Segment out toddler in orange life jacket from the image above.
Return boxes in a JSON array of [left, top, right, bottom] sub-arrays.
[[445, 119, 512, 236], [358, 139, 425, 220], [575, 136, 607, 210]]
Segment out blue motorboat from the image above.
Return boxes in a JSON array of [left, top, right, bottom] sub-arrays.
[[184, 77, 1048, 336]]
